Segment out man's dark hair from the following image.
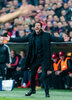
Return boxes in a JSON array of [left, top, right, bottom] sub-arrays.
[[34, 21, 42, 27], [11, 50, 16, 55]]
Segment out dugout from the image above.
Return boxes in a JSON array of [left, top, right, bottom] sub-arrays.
[[7, 42, 72, 55]]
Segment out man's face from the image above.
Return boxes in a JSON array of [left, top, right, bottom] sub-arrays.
[[62, 34, 68, 38], [70, 22, 72, 27], [53, 22, 57, 27], [35, 16, 40, 22], [20, 51, 25, 58], [5, 23, 10, 29], [61, 10, 66, 16], [58, 23, 62, 28], [19, 31, 25, 37], [39, 0, 44, 5], [53, 58, 58, 63], [64, 3, 68, 9], [69, 32, 72, 38], [59, 56, 65, 60], [11, 51, 15, 58], [45, 4, 49, 10], [47, 22, 52, 27], [13, 0, 18, 6], [35, 23, 42, 34], [54, 32, 59, 37]]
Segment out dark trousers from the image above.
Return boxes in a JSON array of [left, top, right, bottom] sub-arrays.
[[53, 73, 70, 89], [30, 57, 49, 94], [0, 64, 6, 80], [47, 73, 55, 89], [60, 71, 70, 89], [38, 73, 42, 86], [14, 70, 24, 86], [13, 70, 31, 86], [69, 76, 72, 87], [62, 74, 70, 88], [6, 67, 16, 79], [23, 70, 31, 83], [53, 74, 64, 89]]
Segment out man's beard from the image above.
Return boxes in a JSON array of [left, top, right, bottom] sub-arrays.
[[35, 27, 41, 32], [35, 29, 41, 34]]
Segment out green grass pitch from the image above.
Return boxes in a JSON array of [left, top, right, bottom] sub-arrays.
[[0, 88, 72, 100]]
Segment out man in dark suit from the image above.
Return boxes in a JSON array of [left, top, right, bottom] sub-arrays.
[[5, 21, 69, 97], [0, 35, 11, 80]]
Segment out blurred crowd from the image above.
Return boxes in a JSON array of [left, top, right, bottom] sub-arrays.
[[0, 0, 72, 40]]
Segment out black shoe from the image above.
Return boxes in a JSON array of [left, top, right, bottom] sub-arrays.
[[46, 94, 50, 97], [45, 92, 50, 97], [25, 90, 36, 96]]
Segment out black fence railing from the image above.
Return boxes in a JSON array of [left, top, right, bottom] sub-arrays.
[[7, 42, 72, 54], [8, 41, 72, 44]]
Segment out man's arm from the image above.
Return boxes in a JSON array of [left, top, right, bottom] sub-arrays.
[[3, 33, 30, 42], [10, 34, 30, 42], [11, 56, 19, 68], [0, 1, 36, 23], [50, 34, 70, 42], [0, 10, 21, 23], [50, 35, 64, 42]]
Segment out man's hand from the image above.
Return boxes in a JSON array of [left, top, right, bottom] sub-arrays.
[[3, 35, 10, 42], [19, 5, 36, 16], [63, 37, 70, 42], [47, 71, 52, 75], [55, 71, 62, 75], [0, 0, 36, 24], [6, 63, 11, 68], [16, 67, 21, 71], [19, 0, 36, 16], [37, 69, 42, 73], [69, 73, 72, 77]]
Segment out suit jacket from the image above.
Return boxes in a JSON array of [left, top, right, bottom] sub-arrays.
[[10, 30, 64, 70]]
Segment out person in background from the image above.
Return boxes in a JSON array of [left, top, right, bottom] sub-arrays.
[[48, 53, 63, 89], [0, 35, 11, 80], [18, 30, 25, 38], [67, 52, 72, 89], [6, 50, 19, 79], [56, 51, 71, 89], [14, 50, 27, 87]]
